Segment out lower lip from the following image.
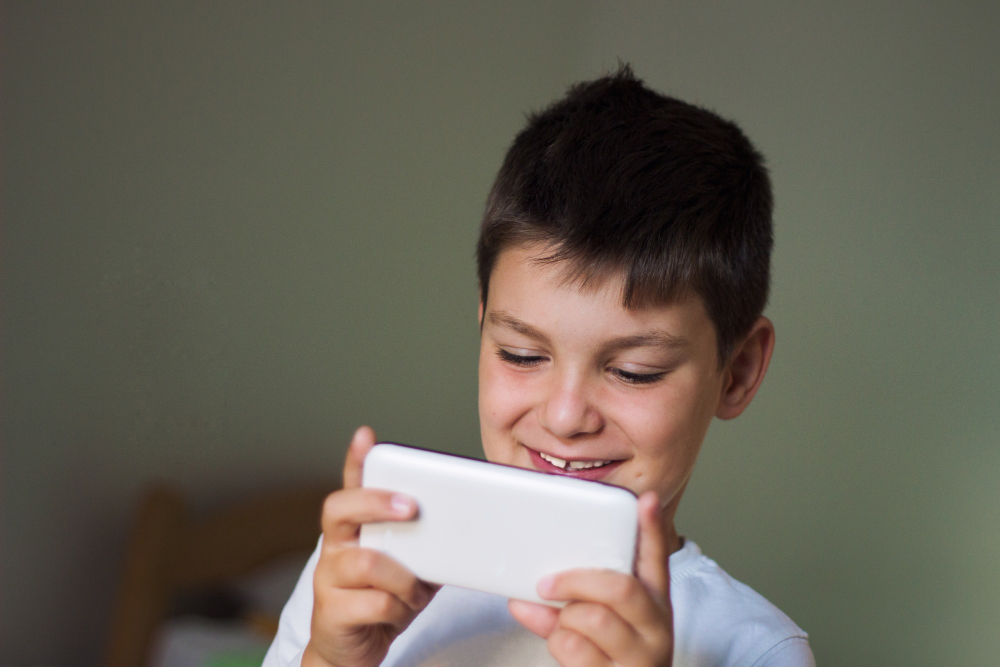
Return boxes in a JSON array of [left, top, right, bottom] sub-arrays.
[[526, 446, 624, 481]]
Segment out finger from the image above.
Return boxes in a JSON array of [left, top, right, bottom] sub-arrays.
[[321, 487, 416, 544], [342, 425, 377, 490], [635, 491, 671, 600], [321, 547, 433, 611], [547, 627, 612, 667], [557, 601, 644, 665], [316, 586, 417, 630], [508, 599, 560, 638], [538, 570, 668, 642]]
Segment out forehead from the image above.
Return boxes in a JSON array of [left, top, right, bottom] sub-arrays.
[[489, 243, 628, 304], [491, 244, 621, 301], [485, 245, 717, 351]]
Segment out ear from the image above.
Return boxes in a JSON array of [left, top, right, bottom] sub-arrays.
[[716, 317, 776, 420], [478, 300, 484, 327]]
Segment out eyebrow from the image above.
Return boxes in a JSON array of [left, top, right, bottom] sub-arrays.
[[486, 310, 688, 353], [487, 311, 552, 346]]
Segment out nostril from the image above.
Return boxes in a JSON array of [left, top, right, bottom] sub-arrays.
[[537, 377, 603, 437], [541, 404, 602, 439]]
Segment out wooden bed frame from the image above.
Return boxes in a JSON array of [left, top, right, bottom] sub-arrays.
[[104, 484, 330, 667]]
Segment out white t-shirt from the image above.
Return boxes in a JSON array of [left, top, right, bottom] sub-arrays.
[[263, 539, 814, 667]]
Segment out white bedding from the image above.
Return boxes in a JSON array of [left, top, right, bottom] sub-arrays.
[[149, 551, 311, 667]]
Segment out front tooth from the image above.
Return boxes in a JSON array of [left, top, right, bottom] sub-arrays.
[[541, 452, 568, 469], [540, 452, 615, 470]]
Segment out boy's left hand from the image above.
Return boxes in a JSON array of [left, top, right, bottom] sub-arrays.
[[509, 491, 673, 667]]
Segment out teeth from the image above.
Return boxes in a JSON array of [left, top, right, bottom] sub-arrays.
[[538, 451, 612, 471], [539, 452, 568, 468]]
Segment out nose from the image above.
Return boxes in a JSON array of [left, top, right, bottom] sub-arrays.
[[538, 370, 603, 439]]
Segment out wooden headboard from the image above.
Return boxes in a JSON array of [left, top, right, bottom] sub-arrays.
[[104, 483, 330, 667]]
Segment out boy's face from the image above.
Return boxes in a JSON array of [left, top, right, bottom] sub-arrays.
[[478, 244, 728, 523]]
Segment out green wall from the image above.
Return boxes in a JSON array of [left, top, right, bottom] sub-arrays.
[[2, 2, 998, 665]]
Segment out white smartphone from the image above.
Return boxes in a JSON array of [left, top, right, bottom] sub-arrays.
[[359, 443, 638, 605]]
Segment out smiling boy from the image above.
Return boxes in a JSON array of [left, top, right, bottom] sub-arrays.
[[264, 67, 814, 666]]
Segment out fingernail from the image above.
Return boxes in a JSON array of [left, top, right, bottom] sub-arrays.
[[390, 494, 415, 517], [537, 574, 555, 597]]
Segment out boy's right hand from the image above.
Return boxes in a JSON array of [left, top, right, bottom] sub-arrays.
[[302, 426, 439, 667]]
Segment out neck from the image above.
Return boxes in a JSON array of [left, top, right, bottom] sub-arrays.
[[663, 518, 683, 555]]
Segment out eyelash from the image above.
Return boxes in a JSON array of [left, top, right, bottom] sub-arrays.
[[611, 368, 666, 385], [497, 349, 545, 367], [496, 349, 666, 385]]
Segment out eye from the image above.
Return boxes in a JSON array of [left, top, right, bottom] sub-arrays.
[[497, 348, 546, 367], [610, 368, 666, 385]]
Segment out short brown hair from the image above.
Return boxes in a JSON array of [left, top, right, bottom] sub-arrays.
[[476, 66, 773, 365]]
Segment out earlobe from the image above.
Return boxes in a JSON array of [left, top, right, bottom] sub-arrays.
[[716, 317, 775, 420]]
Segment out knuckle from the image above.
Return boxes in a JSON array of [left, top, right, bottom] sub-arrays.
[[609, 575, 637, 604], [367, 590, 397, 618], [316, 544, 352, 582], [552, 628, 587, 656], [310, 585, 345, 624], [312, 557, 333, 588], [581, 604, 614, 633], [310, 587, 332, 615], [320, 538, 339, 563], [317, 549, 350, 589], [352, 548, 381, 578], [321, 492, 343, 524]]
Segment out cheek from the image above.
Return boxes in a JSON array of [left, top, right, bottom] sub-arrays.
[[613, 381, 713, 473], [478, 356, 537, 465], [478, 354, 526, 432], [616, 395, 684, 457]]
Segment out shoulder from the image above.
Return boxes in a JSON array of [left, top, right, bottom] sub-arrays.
[[670, 540, 814, 667]]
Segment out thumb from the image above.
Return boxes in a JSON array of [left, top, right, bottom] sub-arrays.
[[341, 426, 377, 490], [635, 491, 671, 601], [508, 599, 559, 639]]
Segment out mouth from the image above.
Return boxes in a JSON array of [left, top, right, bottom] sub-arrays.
[[525, 445, 625, 481]]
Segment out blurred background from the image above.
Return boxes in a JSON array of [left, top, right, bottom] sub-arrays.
[[2, 1, 998, 666]]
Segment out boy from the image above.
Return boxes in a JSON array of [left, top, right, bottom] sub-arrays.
[[264, 67, 815, 667]]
